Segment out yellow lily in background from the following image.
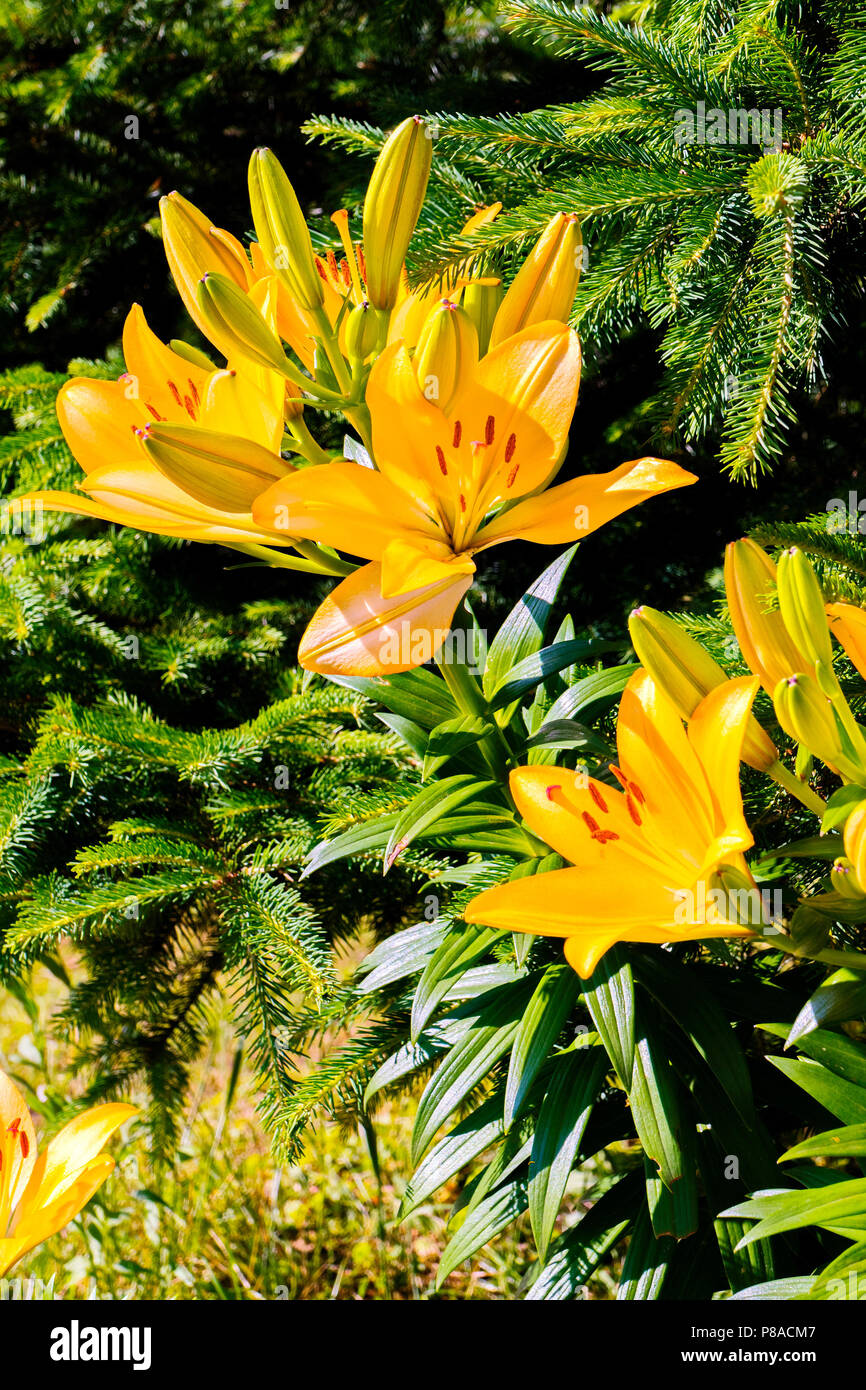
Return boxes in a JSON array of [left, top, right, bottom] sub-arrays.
[[0, 1070, 136, 1277], [253, 321, 696, 675], [464, 672, 761, 977], [19, 304, 300, 550]]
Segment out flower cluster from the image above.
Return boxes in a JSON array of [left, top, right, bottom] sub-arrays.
[[23, 117, 695, 676]]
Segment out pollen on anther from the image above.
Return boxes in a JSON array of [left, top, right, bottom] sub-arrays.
[[582, 811, 601, 835], [18, 1129, 29, 1158], [184, 396, 197, 420], [484, 415, 495, 445], [435, 445, 448, 476], [589, 783, 609, 814], [505, 433, 517, 463], [188, 379, 200, 407], [145, 402, 162, 421], [626, 794, 642, 827], [629, 781, 646, 805], [459, 493, 467, 512], [167, 380, 183, 408], [506, 463, 520, 488], [610, 765, 629, 791], [452, 421, 462, 448]]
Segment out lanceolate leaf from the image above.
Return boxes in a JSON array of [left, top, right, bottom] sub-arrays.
[[436, 1176, 528, 1287], [544, 665, 638, 724], [400, 1093, 505, 1219], [482, 546, 578, 702], [583, 946, 635, 1085], [616, 1198, 674, 1301], [504, 964, 581, 1129], [767, 1055, 866, 1125], [528, 1047, 607, 1262], [384, 775, 498, 871], [411, 924, 502, 1042], [487, 638, 617, 709], [525, 1170, 643, 1301], [356, 919, 447, 994]]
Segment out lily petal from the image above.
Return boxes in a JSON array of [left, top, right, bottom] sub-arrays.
[[473, 456, 697, 549], [381, 536, 475, 599], [298, 561, 473, 676], [687, 676, 758, 875], [13, 1103, 136, 1220]]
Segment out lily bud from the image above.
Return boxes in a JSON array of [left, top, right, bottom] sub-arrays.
[[362, 116, 433, 310], [140, 421, 288, 513], [196, 273, 291, 377], [160, 191, 253, 337], [773, 673, 858, 778], [831, 856, 865, 899], [248, 148, 324, 311], [489, 212, 582, 349], [344, 302, 386, 364], [462, 278, 503, 356], [413, 299, 479, 412], [776, 547, 834, 670], [826, 601, 866, 681], [629, 605, 778, 772], [725, 539, 808, 693], [169, 339, 217, 372]]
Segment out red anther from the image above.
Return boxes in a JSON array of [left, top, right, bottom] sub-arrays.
[[18, 1129, 29, 1159], [184, 396, 197, 420], [610, 766, 629, 790], [506, 463, 520, 488], [8, 1119, 20, 1134], [505, 433, 517, 463], [599, 829, 620, 844], [626, 795, 642, 827], [582, 811, 601, 835], [589, 783, 608, 814], [327, 249, 338, 279], [357, 245, 367, 283], [315, 259, 328, 281], [130, 424, 140, 436], [188, 379, 200, 407], [340, 260, 351, 289], [452, 421, 462, 448], [435, 445, 448, 476], [145, 403, 162, 421], [167, 380, 183, 408], [629, 781, 646, 805], [545, 784, 562, 800], [459, 493, 467, 512], [484, 415, 495, 445]]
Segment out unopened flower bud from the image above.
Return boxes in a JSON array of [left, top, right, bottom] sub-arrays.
[[160, 191, 253, 338], [489, 213, 582, 349], [248, 148, 324, 311], [362, 116, 433, 310], [413, 299, 479, 412], [774, 672, 858, 778], [140, 420, 287, 513], [345, 302, 386, 364], [461, 278, 503, 356], [628, 605, 777, 772], [776, 547, 833, 670], [196, 273, 291, 377], [725, 539, 808, 693]]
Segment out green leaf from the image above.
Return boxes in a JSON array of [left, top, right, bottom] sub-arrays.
[[728, 1276, 818, 1300], [375, 712, 428, 759], [384, 775, 497, 871], [488, 638, 616, 709], [781, 1123, 866, 1162], [302, 812, 398, 876], [436, 1176, 527, 1287], [528, 1047, 607, 1262], [635, 953, 756, 1125], [332, 668, 457, 730], [545, 665, 638, 723], [411, 924, 501, 1042], [768, 1056, 866, 1125], [400, 1094, 504, 1219], [482, 546, 578, 703], [763, 1021, 866, 1088], [629, 1029, 691, 1194], [821, 784, 866, 834], [616, 1198, 674, 1300], [724, 1179, 866, 1247], [788, 972, 866, 1046], [363, 1018, 469, 1107], [525, 1170, 642, 1301], [411, 978, 535, 1163], [582, 947, 635, 1085], [504, 964, 581, 1129], [356, 919, 446, 994], [422, 715, 490, 779]]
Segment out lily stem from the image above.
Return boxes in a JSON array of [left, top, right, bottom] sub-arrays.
[[766, 758, 826, 817]]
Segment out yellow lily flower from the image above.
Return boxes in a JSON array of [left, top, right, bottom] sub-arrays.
[[20, 305, 298, 549], [0, 1070, 136, 1278], [844, 800, 866, 884], [826, 602, 866, 681], [488, 212, 583, 349], [252, 322, 696, 675], [464, 672, 761, 978]]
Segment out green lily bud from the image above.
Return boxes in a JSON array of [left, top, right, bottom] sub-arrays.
[[413, 299, 479, 412], [344, 302, 386, 364], [362, 116, 433, 310], [195, 273, 292, 377], [248, 148, 324, 311], [776, 547, 834, 670], [774, 672, 860, 779], [462, 278, 503, 356]]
